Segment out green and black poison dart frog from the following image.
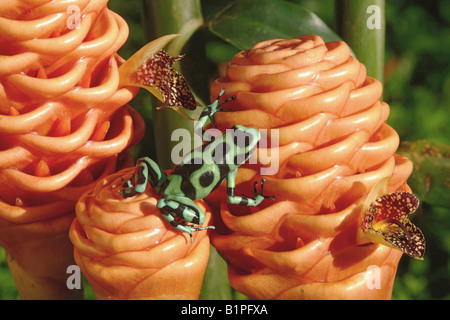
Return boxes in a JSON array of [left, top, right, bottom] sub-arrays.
[[120, 89, 274, 242]]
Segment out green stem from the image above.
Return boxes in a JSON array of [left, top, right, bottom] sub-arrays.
[[335, 0, 385, 83], [141, 0, 207, 169], [140, 0, 232, 300], [199, 246, 233, 300]]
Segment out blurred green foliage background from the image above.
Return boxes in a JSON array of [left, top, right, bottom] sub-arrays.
[[0, 0, 448, 300]]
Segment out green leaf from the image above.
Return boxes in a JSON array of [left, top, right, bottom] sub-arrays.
[[141, 0, 209, 168], [398, 140, 450, 208], [208, 0, 342, 51]]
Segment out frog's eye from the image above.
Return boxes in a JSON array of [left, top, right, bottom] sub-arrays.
[[233, 130, 254, 149]]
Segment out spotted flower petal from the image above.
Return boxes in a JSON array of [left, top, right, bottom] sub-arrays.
[[119, 34, 197, 113], [360, 178, 425, 260]]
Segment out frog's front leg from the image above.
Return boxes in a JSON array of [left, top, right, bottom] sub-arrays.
[[157, 196, 215, 243], [120, 157, 167, 198], [195, 89, 235, 141], [226, 169, 275, 206]]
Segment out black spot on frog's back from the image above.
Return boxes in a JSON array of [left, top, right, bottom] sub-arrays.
[[170, 163, 203, 199], [199, 170, 214, 188]]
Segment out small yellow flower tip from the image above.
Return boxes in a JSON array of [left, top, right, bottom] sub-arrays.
[[119, 34, 197, 112], [359, 178, 426, 260]]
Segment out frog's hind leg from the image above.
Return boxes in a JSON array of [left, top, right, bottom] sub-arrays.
[[157, 198, 214, 243], [120, 157, 166, 198]]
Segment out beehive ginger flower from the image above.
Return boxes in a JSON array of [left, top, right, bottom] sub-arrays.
[[69, 167, 213, 300], [208, 35, 424, 299], [0, 0, 144, 299], [0, 0, 144, 205]]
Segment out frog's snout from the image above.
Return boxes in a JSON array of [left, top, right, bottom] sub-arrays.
[[232, 125, 261, 149]]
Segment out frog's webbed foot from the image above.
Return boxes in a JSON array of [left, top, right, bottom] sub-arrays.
[[212, 89, 236, 114], [253, 178, 275, 201], [195, 90, 235, 142], [198, 89, 235, 128], [119, 175, 142, 198], [188, 225, 216, 243], [227, 178, 275, 206]]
